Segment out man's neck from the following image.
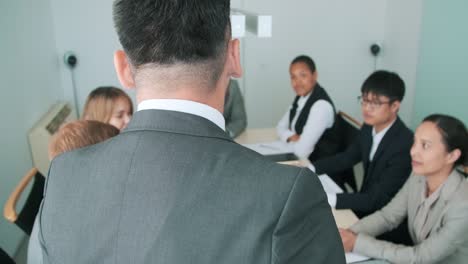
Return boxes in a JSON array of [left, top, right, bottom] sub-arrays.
[[132, 65, 232, 114], [135, 82, 227, 114], [138, 91, 224, 114], [374, 116, 397, 133]]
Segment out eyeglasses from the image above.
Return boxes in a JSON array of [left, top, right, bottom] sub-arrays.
[[357, 96, 392, 110]]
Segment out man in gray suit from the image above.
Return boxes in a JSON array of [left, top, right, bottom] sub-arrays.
[[29, 0, 345, 263]]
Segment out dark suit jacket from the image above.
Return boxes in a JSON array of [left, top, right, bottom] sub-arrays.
[[33, 109, 344, 264], [314, 117, 413, 217]]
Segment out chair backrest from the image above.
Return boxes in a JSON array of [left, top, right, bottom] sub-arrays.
[[336, 111, 362, 149], [3, 168, 45, 236], [331, 111, 362, 192]]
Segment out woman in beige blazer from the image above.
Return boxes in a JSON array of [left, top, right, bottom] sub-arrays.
[[340, 114, 468, 264]]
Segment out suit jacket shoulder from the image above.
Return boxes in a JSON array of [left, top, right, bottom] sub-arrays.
[[37, 110, 345, 264]]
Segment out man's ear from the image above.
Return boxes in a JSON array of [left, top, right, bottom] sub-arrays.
[[114, 50, 135, 89], [226, 39, 242, 78], [390, 100, 401, 114]]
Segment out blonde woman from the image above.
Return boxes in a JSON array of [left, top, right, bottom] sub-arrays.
[[82, 86, 133, 131]]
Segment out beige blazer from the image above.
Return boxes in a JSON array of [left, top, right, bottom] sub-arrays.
[[350, 169, 468, 264]]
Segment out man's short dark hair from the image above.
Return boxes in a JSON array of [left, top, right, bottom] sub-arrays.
[[361, 70, 405, 102], [113, 0, 230, 83], [291, 55, 316, 73]]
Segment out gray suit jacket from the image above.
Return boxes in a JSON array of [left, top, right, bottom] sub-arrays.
[[350, 169, 468, 264], [33, 109, 344, 263]]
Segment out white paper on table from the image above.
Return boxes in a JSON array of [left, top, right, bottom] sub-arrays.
[[346, 252, 370, 263], [318, 174, 343, 194], [242, 140, 294, 155], [321, 175, 369, 263]]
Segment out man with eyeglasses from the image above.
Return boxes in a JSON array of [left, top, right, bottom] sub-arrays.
[[309, 70, 413, 244]]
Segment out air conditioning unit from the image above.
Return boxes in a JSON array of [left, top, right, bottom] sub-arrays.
[[28, 102, 77, 175]]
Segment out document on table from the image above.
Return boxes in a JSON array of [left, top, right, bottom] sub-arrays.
[[319, 175, 370, 263], [346, 252, 370, 263], [242, 140, 294, 155]]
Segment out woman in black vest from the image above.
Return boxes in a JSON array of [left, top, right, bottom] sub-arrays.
[[276, 55, 340, 161]]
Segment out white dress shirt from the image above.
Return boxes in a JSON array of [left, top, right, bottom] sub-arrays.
[[138, 99, 226, 131], [276, 93, 334, 159], [369, 119, 395, 161]]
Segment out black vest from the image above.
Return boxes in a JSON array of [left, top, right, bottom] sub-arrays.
[[288, 84, 341, 161]]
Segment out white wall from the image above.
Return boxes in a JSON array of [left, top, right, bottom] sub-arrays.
[[0, 0, 62, 256], [50, 0, 132, 115], [50, 0, 245, 115], [379, 0, 423, 125], [46, 0, 424, 127], [239, 0, 388, 127], [49, 0, 393, 127]]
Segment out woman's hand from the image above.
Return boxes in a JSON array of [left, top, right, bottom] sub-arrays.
[[287, 134, 300, 142], [339, 228, 357, 252]]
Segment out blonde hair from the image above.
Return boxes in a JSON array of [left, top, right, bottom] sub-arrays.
[[82, 86, 133, 123], [49, 120, 119, 159]]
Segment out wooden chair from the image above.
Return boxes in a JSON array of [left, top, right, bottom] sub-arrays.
[[338, 111, 362, 128], [3, 168, 45, 235]]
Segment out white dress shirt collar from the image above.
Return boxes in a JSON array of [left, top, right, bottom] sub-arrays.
[[291, 91, 313, 128], [369, 118, 396, 161], [298, 91, 313, 106], [137, 99, 226, 131], [372, 118, 396, 138]]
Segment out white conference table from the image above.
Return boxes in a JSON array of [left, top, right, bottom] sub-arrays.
[[235, 128, 389, 264], [235, 128, 278, 145]]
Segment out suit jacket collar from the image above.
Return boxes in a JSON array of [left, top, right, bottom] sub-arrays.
[[435, 169, 464, 203], [360, 117, 406, 189], [412, 169, 465, 239], [123, 109, 233, 143], [137, 99, 225, 131], [369, 116, 406, 163]]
